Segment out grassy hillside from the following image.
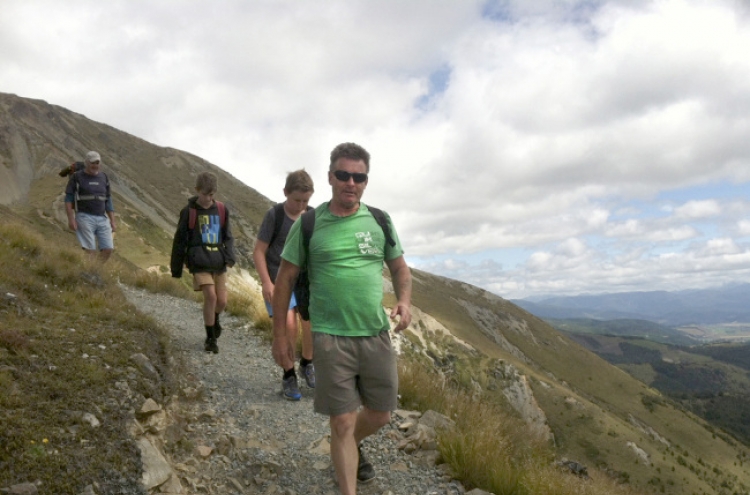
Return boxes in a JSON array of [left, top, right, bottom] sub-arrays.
[[0, 219, 174, 493], [570, 333, 750, 450], [408, 269, 750, 494]]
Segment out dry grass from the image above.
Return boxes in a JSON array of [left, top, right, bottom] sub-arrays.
[[227, 288, 270, 332], [398, 359, 642, 495]]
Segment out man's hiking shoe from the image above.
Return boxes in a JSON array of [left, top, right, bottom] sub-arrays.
[[302, 362, 316, 388], [282, 376, 302, 401], [204, 338, 218, 354], [357, 445, 376, 483]]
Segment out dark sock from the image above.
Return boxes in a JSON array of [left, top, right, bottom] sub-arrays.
[[214, 313, 222, 337], [299, 357, 312, 368], [283, 367, 296, 380], [205, 325, 215, 340]]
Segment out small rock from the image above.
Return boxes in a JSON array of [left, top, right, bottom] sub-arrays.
[[195, 445, 213, 457], [3, 482, 38, 495], [138, 398, 162, 416], [81, 413, 100, 428]]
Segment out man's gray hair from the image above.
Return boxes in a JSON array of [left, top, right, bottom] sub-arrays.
[[329, 143, 370, 172]]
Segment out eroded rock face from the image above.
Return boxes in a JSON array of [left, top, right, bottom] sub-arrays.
[[393, 298, 554, 446], [490, 361, 554, 443]]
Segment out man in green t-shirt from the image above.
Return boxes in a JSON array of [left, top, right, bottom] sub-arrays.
[[272, 142, 412, 495]]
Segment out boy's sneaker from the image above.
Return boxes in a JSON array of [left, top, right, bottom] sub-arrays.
[[357, 444, 376, 483], [282, 376, 302, 401], [302, 362, 316, 388], [204, 338, 218, 354]]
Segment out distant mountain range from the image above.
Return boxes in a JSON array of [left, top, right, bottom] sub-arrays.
[[512, 283, 750, 327]]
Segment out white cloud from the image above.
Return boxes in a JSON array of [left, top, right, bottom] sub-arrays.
[[2, 0, 750, 299], [674, 200, 722, 219]]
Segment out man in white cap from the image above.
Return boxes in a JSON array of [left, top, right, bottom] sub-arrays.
[[64, 151, 116, 261]]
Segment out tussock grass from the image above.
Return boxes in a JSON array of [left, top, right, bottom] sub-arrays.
[[398, 359, 640, 495], [114, 261, 195, 300], [227, 288, 269, 331]]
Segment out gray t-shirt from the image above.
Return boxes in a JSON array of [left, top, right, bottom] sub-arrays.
[[257, 205, 296, 282]]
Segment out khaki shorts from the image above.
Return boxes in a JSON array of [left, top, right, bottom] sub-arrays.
[[313, 331, 398, 416], [192, 271, 228, 291]]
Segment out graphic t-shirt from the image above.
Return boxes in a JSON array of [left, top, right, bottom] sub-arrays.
[[196, 211, 222, 246], [281, 204, 404, 337]]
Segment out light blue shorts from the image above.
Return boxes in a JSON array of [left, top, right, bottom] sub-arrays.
[[265, 291, 298, 317], [76, 212, 114, 251]]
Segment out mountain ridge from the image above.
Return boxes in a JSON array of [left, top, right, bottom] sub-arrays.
[[512, 283, 750, 327]]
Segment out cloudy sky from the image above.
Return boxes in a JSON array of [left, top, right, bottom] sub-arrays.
[[3, 0, 750, 300]]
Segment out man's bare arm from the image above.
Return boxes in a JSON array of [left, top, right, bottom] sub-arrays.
[[386, 255, 412, 332]]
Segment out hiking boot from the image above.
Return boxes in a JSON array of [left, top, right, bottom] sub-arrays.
[[204, 338, 218, 354], [357, 444, 376, 483], [281, 375, 302, 401], [214, 313, 222, 338], [301, 362, 316, 388]]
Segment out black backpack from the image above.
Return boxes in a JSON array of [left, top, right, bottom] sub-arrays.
[[295, 205, 395, 321], [266, 203, 313, 318]]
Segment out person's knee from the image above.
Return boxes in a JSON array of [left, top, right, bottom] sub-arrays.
[[215, 291, 227, 309], [330, 412, 357, 438], [365, 409, 391, 429], [202, 287, 218, 305]]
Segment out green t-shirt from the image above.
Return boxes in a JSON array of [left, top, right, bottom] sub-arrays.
[[281, 203, 405, 337]]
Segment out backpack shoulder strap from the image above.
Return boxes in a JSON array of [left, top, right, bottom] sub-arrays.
[[267, 203, 287, 247], [301, 207, 316, 252], [188, 207, 197, 230], [216, 201, 226, 227], [367, 206, 396, 247]]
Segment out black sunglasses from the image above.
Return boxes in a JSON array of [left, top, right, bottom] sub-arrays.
[[333, 170, 368, 183]]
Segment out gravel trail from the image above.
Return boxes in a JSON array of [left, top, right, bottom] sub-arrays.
[[123, 286, 462, 495]]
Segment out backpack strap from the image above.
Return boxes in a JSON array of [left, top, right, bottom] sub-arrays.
[[301, 208, 316, 253], [217, 201, 226, 227], [267, 203, 287, 248], [188, 207, 196, 230], [189, 200, 226, 230], [300, 204, 394, 255], [366, 205, 396, 248]]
